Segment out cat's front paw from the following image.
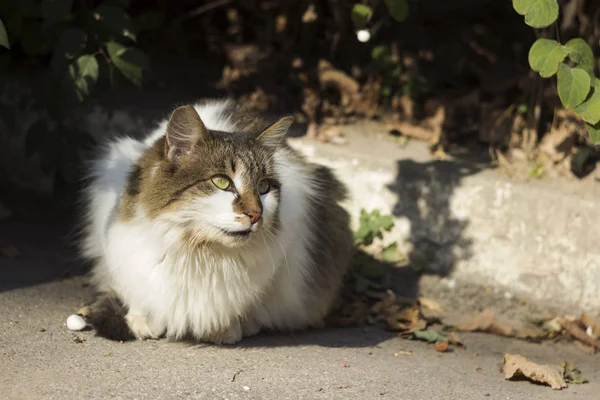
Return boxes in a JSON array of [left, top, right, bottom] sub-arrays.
[[207, 320, 243, 345], [241, 316, 262, 337], [126, 314, 164, 340]]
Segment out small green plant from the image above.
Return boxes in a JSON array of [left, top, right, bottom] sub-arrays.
[[352, 1, 411, 98], [512, 0, 600, 143], [351, 208, 405, 288], [351, 0, 409, 28], [354, 209, 394, 246]]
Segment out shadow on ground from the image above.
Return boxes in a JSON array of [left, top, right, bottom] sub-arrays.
[[387, 158, 484, 283]]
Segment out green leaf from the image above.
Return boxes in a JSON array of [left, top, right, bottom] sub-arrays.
[[41, 0, 73, 28], [528, 38, 567, 78], [557, 64, 591, 108], [0, 18, 9, 49], [565, 38, 596, 77], [68, 55, 99, 101], [561, 362, 589, 384], [410, 329, 448, 343], [94, 4, 136, 41], [528, 162, 544, 178], [351, 4, 372, 27], [381, 243, 404, 264], [385, 0, 409, 22], [354, 209, 395, 246], [573, 90, 600, 125], [50, 28, 87, 75], [105, 41, 148, 86], [586, 122, 600, 145], [512, 0, 559, 28]]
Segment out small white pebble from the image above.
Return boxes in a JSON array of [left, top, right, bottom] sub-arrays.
[[357, 29, 371, 43], [243, 386, 250, 391], [503, 291, 514, 300], [586, 325, 594, 337], [66, 314, 87, 331]]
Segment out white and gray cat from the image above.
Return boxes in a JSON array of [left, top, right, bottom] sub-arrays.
[[77, 100, 352, 344]]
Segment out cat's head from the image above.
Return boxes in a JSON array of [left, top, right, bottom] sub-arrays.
[[129, 105, 294, 248]]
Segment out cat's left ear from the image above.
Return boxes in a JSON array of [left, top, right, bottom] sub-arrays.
[[256, 116, 295, 146]]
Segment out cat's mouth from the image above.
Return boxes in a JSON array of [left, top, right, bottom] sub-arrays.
[[220, 228, 252, 238]]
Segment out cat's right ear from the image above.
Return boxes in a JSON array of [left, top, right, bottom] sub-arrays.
[[165, 105, 208, 162]]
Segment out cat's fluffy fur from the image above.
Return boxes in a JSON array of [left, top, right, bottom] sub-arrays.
[[80, 100, 352, 344]]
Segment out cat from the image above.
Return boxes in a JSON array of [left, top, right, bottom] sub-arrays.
[[77, 100, 353, 344]]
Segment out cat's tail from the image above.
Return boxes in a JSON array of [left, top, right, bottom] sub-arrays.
[[83, 293, 136, 341]]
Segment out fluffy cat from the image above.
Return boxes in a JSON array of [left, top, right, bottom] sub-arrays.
[[78, 100, 352, 344]]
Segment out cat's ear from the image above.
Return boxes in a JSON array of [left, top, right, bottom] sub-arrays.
[[256, 116, 294, 146], [165, 105, 208, 162]]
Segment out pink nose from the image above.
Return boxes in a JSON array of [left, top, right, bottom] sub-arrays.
[[245, 210, 262, 224]]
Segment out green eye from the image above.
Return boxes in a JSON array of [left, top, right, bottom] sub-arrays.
[[257, 179, 270, 195], [211, 176, 231, 191]]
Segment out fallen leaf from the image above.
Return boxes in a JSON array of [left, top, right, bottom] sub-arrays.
[[475, 367, 484, 374], [560, 318, 600, 349], [543, 317, 563, 333], [573, 340, 596, 355], [458, 308, 513, 336], [418, 297, 444, 316], [561, 362, 589, 384], [579, 313, 600, 339], [446, 332, 464, 348], [516, 327, 546, 342], [387, 121, 433, 141], [302, 4, 318, 23], [408, 329, 448, 343], [1, 245, 21, 258], [386, 302, 429, 332], [434, 341, 449, 352], [502, 354, 567, 390]]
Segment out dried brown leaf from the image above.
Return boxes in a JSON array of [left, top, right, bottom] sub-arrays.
[[457, 308, 513, 336], [573, 340, 596, 355], [302, 4, 318, 23], [516, 327, 547, 341], [579, 313, 600, 339], [418, 297, 443, 315], [387, 121, 433, 141], [561, 319, 600, 349], [434, 341, 449, 352], [502, 354, 567, 390], [446, 332, 464, 347], [386, 303, 426, 332]]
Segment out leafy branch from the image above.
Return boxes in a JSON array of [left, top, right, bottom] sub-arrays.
[[513, 0, 600, 143]]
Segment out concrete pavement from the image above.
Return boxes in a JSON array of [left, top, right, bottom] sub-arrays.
[[0, 196, 599, 400]]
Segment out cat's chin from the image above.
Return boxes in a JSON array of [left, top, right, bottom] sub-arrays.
[[213, 229, 255, 248]]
